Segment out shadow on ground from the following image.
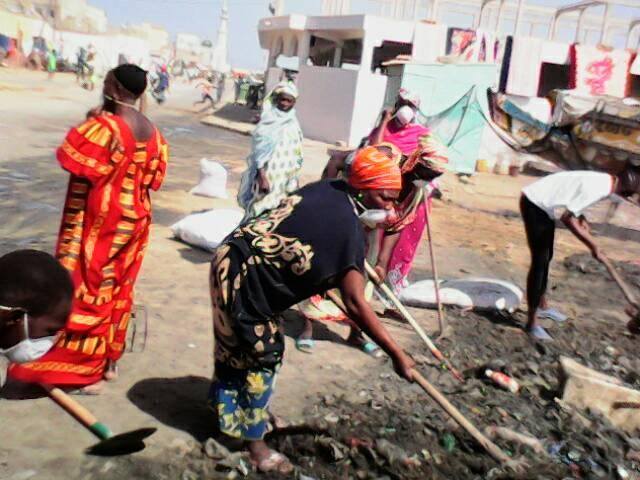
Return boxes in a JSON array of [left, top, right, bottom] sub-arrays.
[[127, 375, 213, 442], [212, 104, 256, 124]]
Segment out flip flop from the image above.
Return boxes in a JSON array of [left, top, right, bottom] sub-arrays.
[[537, 308, 568, 323], [361, 341, 384, 358], [251, 450, 294, 474], [528, 325, 553, 342], [295, 337, 315, 353]]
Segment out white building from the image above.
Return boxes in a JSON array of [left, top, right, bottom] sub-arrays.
[[175, 33, 216, 67], [29, 0, 108, 33], [258, 1, 640, 147]]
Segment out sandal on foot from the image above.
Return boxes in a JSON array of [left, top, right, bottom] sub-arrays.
[[528, 325, 553, 342], [537, 308, 568, 323], [361, 341, 384, 358], [252, 450, 294, 474], [295, 338, 315, 353]]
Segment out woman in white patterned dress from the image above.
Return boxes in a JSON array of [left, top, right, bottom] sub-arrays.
[[237, 81, 303, 222]]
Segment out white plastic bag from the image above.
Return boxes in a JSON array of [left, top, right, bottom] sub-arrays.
[[190, 158, 229, 199], [171, 209, 243, 251], [399, 277, 523, 312]]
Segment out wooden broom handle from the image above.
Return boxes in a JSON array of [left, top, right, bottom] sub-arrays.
[[41, 383, 99, 428], [600, 256, 640, 308], [411, 369, 512, 465]]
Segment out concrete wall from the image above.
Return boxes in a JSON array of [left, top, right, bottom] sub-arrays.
[[53, 31, 153, 72], [349, 70, 387, 146], [296, 64, 359, 145], [0, 10, 54, 48]]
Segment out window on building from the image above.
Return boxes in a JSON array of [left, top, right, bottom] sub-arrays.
[[371, 40, 412, 72], [537, 62, 571, 97], [308, 35, 363, 68]]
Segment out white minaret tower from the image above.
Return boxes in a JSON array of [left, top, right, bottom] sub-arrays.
[[211, 0, 230, 72]]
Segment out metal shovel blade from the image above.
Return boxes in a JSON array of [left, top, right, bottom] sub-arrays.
[[86, 427, 157, 456]]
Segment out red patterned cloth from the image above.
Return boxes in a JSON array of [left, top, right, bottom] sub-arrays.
[[10, 113, 168, 386]]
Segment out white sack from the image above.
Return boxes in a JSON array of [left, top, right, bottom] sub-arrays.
[[190, 159, 229, 199], [171, 209, 243, 251]]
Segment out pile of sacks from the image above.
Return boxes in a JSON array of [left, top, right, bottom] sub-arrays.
[[171, 159, 242, 251]]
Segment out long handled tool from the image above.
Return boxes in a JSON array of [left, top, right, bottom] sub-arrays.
[[41, 384, 156, 456], [323, 292, 516, 467], [599, 256, 640, 310], [411, 369, 515, 466], [362, 262, 464, 382], [424, 200, 447, 336], [598, 255, 640, 327]]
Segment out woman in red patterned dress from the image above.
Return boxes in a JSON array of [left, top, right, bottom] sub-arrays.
[[10, 64, 168, 393]]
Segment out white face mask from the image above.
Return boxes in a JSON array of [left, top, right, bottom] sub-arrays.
[[104, 94, 138, 110], [395, 105, 415, 126], [0, 309, 57, 364], [359, 208, 399, 229], [359, 209, 392, 229]]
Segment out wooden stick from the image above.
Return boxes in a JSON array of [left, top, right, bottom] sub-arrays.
[[41, 384, 113, 440], [322, 292, 513, 466], [412, 370, 512, 465], [484, 426, 547, 455], [424, 201, 446, 335], [599, 255, 640, 309], [363, 262, 464, 382]]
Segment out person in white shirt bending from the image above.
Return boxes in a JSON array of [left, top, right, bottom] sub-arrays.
[[520, 169, 640, 341]]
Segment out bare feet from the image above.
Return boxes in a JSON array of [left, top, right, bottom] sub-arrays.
[[268, 411, 290, 431], [104, 361, 118, 382], [248, 440, 294, 474]]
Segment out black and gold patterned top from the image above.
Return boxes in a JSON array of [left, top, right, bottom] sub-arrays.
[[211, 180, 366, 368]]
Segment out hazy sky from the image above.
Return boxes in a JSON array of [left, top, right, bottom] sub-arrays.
[[90, 0, 638, 70]]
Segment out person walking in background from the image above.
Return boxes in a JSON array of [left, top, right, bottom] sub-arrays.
[[216, 73, 225, 103], [47, 49, 57, 80], [10, 64, 169, 394], [237, 80, 303, 222], [194, 76, 216, 110]]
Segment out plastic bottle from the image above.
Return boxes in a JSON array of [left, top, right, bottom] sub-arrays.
[[485, 369, 520, 394]]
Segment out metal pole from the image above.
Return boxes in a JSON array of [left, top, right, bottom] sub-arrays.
[[549, 13, 559, 40], [600, 1, 610, 44], [513, 0, 525, 36], [430, 0, 440, 21], [495, 0, 506, 34], [575, 8, 586, 42]]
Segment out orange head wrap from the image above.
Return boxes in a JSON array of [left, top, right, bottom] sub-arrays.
[[348, 145, 402, 191]]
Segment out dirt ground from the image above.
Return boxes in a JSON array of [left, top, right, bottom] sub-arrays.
[[1, 69, 640, 480]]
